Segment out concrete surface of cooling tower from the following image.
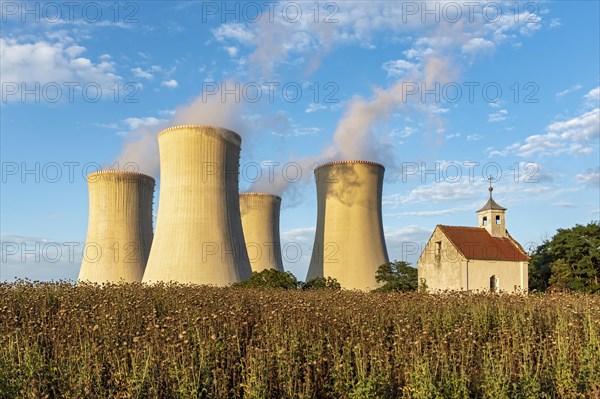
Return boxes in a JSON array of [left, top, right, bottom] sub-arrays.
[[306, 160, 389, 290], [142, 125, 252, 285], [239, 193, 284, 272], [78, 170, 155, 283]]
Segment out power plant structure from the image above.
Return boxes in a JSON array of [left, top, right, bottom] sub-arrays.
[[142, 125, 252, 285], [79, 170, 155, 283], [77, 127, 391, 288], [239, 193, 284, 272], [306, 160, 389, 290], [75, 119, 535, 293]]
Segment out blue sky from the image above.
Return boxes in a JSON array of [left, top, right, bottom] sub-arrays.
[[1, 1, 599, 281]]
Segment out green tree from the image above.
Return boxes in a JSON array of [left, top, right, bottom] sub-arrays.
[[302, 277, 341, 290], [234, 269, 299, 289], [373, 260, 419, 292], [529, 221, 600, 293], [528, 240, 553, 291]]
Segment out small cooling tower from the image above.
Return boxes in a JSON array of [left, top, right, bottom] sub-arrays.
[[142, 125, 252, 285], [78, 170, 154, 283], [239, 193, 284, 272], [306, 160, 389, 290]]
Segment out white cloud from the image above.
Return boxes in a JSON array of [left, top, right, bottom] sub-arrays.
[[555, 84, 582, 98], [241, 111, 292, 136], [122, 117, 168, 131], [583, 86, 600, 108], [382, 59, 417, 77], [384, 181, 477, 206], [391, 126, 417, 138], [385, 207, 469, 218], [467, 134, 482, 141], [131, 67, 153, 79], [384, 225, 433, 265], [158, 108, 176, 116], [161, 79, 178, 88], [575, 169, 600, 188], [496, 183, 575, 207], [280, 226, 315, 278], [386, 172, 575, 231], [489, 108, 599, 157], [488, 109, 508, 122], [96, 122, 119, 129], [305, 103, 327, 113], [224, 46, 239, 57], [281, 227, 315, 244], [403, 47, 434, 60], [64, 44, 86, 58], [549, 18, 561, 29], [552, 202, 576, 208], [547, 108, 599, 143], [0, 235, 82, 282], [292, 127, 322, 136], [206, 2, 543, 75], [461, 37, 495, 54], [0, 37, 120, 101], [212, 23, 255, 44], [385, 225, 432, 240], [490, 9, 542, 41], [512, 162, 554, 183]]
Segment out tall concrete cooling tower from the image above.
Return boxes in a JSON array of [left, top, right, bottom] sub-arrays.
[[79, 170, 155, 283], [239, 193, 284, 272], [306, 160, 389, 290], [142, 125, 252, 285]]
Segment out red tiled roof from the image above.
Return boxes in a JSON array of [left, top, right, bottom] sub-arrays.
[[438, 225, 530, 262]]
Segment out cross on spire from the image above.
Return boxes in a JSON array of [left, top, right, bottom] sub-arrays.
[[477, 176, 505, 212]]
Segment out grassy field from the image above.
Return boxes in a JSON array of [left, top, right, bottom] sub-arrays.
[[0, 282, 598, 399]]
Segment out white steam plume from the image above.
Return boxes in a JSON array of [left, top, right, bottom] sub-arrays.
[[248, 55, 458, 196], [117, 82, 244, 177]]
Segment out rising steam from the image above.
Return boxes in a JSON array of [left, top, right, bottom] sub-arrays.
[[117, 82, 244, 177], [248, 55, 458, 196], [118, 4, 463, 195]]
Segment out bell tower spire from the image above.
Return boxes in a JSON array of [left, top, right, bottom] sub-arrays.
[[476, 177, 507, 237]]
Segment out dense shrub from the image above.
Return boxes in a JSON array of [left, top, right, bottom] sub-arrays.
[[374, 260, 420, 292], [233, 269, 299, 289], [301, 277, 341, 290]]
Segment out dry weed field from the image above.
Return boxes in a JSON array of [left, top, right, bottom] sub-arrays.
[[1, 282, 598, 398]]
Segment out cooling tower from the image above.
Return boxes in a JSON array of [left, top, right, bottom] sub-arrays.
[[142, 125, 252, 285], [306, 161, 389, 290], [239, 193, 284, 272], [78, 170, 155, 283]]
